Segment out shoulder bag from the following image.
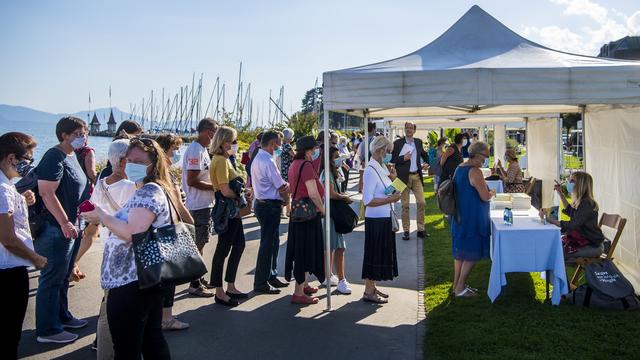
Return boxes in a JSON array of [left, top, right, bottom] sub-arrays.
[[290, 161, 318, 223], [326, 174, 358, 234], [370, 165, 399, 232], [132, 187, 207, 289]]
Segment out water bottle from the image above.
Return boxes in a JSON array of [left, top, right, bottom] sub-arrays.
[[503, 207, 513, 226]]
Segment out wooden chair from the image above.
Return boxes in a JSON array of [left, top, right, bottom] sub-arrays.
[[524, 177, 537, 195], [568, 213, 627, 290]]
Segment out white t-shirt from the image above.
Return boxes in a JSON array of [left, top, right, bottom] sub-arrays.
[[100, 182, 171, 289], [0, 171, 33, 269], [181, 141, 214, 210], [90, 178, 137, 240], [363, 160, 395, 218]]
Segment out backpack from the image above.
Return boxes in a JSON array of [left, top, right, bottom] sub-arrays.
[[437, 168, 458, 217], [570, 260, 640, 310]]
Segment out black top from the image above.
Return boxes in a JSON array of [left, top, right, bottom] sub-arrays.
[[441, 145, 463, 181], [36, 147, 90, 227], [561, 200, 605, 246], [391, 137, 429, 184]]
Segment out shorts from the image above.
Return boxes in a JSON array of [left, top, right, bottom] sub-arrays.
[[190, 207, 213, 247]]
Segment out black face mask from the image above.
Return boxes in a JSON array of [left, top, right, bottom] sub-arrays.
[[15, 158, 33, 177]]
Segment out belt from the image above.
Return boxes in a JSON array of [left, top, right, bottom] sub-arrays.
[[409, 171, 420, 175], [255, 199, 283, 205]]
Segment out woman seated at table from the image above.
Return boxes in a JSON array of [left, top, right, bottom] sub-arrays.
[[539, 171, 604, 259], [495, 149, 525, 193], [451, 141, 496, 298]]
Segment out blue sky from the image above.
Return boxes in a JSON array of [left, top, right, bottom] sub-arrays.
[[1, 0, 639, 121]]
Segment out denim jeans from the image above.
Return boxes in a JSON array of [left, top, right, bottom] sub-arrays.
[[253, 201, 282, 288], [34, 222, 80, 336]]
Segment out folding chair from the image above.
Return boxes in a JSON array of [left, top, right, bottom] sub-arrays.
[[568, 213, 627, 290], [524, 177, 537, 196]]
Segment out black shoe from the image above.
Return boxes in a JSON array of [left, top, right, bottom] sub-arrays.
[[268, 278, 290, 288], [417, 231, 430, 238], [402, 231, 410, 241], [226, 291, 249, 300], [253, 285, 281, 294], [215, 296, 239, 307]]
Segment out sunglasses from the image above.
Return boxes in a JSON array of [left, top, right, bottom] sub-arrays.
[[131, 137, 158, 154]]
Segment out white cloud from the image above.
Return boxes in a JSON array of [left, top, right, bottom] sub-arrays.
[[522, 0, 639, 55], [551, 0, 608, 24]]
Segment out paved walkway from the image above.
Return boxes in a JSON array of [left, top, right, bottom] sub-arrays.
[[19, 174, 425, 359]]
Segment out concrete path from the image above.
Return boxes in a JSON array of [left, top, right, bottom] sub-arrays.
[[19, 174, 425, 359]]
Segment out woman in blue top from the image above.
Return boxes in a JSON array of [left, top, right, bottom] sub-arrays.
[[450, 141, 495, 298]]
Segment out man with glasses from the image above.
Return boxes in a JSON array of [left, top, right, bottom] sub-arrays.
[[35, 117, 91, 343], [182, 118, 218, 297]]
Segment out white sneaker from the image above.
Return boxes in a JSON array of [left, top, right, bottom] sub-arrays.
[[336, 279, 352, 295], [322, 274, 339, 287]]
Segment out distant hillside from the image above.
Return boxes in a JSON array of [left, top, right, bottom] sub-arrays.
[[0, 104, 137, 126]]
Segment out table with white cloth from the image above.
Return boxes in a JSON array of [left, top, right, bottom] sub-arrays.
[[486, 180, 504, 194], [488, 207, 569, 305]]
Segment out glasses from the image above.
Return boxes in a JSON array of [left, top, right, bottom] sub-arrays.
[[131, 137, 157, 153]]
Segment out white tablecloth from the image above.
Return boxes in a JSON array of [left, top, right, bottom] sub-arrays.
[[486, 180, 504, 194], [488, 212, 568, 305]]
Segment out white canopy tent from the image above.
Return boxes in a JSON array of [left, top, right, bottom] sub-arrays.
[[320, 5, 640, 308]]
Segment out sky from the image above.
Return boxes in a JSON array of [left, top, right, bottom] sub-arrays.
[[1, 0, 639, 121]]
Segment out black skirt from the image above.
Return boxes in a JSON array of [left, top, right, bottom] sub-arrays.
[[285, 216, 326, 285], [362, 217, 398, 281]]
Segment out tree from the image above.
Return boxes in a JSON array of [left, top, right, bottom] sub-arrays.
[[302, 87, 322, 114], [561, 113, 581, 131], [287, 112, 317, 138]]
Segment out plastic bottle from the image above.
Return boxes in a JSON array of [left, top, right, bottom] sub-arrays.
[[503, 207, 513, 226]]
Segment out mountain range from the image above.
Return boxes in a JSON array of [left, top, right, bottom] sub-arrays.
[[0, 104, 136, 126]]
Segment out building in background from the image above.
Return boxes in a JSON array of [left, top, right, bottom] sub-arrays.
[[89, 113, 100, 135], [107, 110, 117, 134]]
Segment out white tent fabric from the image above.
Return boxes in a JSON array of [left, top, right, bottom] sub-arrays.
[[585, 105, 640, 290], [323, 5, 640, 114], [527, 118, 561, 207], [494, 124, 507, 168]]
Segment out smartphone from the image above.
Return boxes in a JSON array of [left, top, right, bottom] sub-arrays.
[[384, 185, 396, 195]]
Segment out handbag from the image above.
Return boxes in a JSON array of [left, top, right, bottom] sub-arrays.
[[132, 188, 208, 289], [328, 177, 358, 234], [290, 161, 318, 223]]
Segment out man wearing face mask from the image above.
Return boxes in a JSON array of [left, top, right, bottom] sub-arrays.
[[34, 116, 90, 344], [250, 130, 291, 293], [182, 118, 218, 297]]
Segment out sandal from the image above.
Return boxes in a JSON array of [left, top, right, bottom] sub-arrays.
[[291, 294, 319, 304], [363, 292, 388, 304], [161, 317, 190, 331], [374, 288, 389, 299], [454, 288, 479, 298], [303, 286, 319, 295], [465, 284, 479, 293]]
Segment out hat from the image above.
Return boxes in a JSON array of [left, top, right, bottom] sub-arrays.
[[296, 135, 318, 151]]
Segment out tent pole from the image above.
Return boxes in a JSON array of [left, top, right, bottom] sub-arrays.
[[323, 109, 332, 311], [557, 116, 563, 180]]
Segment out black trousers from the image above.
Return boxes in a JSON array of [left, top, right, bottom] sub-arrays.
[[107, 281, 170, 360], [0, 266, 28, 360], [210, 217, 246, 287], [161, 284, 176, 308], [341, 168, 351, 192]]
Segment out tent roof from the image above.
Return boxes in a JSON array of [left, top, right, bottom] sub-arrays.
[[323, 5, 640, 115]]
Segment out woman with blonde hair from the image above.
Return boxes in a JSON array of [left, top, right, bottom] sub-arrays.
[[209, 126, 252, 306], [495, 148, 525, 193], [82, 137, 180, 359], [540, 171, 604, 258], [361, 136, 402, 304]]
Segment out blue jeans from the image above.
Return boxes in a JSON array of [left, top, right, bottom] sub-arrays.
[[34, 222, 80, 336], [253, 201, 282, 288]]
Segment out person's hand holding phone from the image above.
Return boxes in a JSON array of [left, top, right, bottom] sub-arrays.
[[403, 150, 412, 161], [553, 180, 563, 194]]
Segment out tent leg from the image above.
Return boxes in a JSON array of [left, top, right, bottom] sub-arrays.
[[323, 109, 332, 311]]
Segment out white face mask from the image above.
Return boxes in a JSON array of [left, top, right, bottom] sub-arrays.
[[125, 162, 149, 182], [462, 139, 469, 146], [71, 135, 86, 150], [228, 143, 239, 156]]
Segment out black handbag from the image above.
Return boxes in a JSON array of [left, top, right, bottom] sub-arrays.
[[290, 161, 318, 223], [132, 189, 208, 289], [328, 177, 358, 234]]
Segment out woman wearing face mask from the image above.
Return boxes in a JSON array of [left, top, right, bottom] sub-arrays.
[[34, 117, 91, 344], [495, 148, 525, 193], [440, 133, 465, 182], [319, 146, 354, 294], [209, 126, 253, 306], [81, 138, 179, 359], [228, 140, 239, 169], [361, 136, 402, 304], [450, 142, 495, 298], [461, 133, 471, 158], [540, 172, 605, 259], [285, 136, 326, 305], [153, 134, 195, 329], [0, 132, 48, 358]]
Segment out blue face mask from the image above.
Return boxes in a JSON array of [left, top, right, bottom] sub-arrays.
[[383, 153, 392, 164], [125, 162, 149, 182], [274, 148, 282, 157], [566, 182, 575, 194], [312, 149, 320, 160], [71, 135, 86, 150], [15, 159, 33, 177], [333, 158, 341, 167], [171, 151, 182, 164]]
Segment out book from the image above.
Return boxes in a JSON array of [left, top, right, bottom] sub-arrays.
[[391, 178, 407, 193]]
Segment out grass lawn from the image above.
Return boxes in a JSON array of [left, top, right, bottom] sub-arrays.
[[421, 177, 640, 360]]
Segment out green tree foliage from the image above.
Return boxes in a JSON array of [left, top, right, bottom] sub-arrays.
[[427, 130, 439, 148], [287, 112, 318, 139], [561, 113, 581, 131], [444, 128, 461, 143]]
